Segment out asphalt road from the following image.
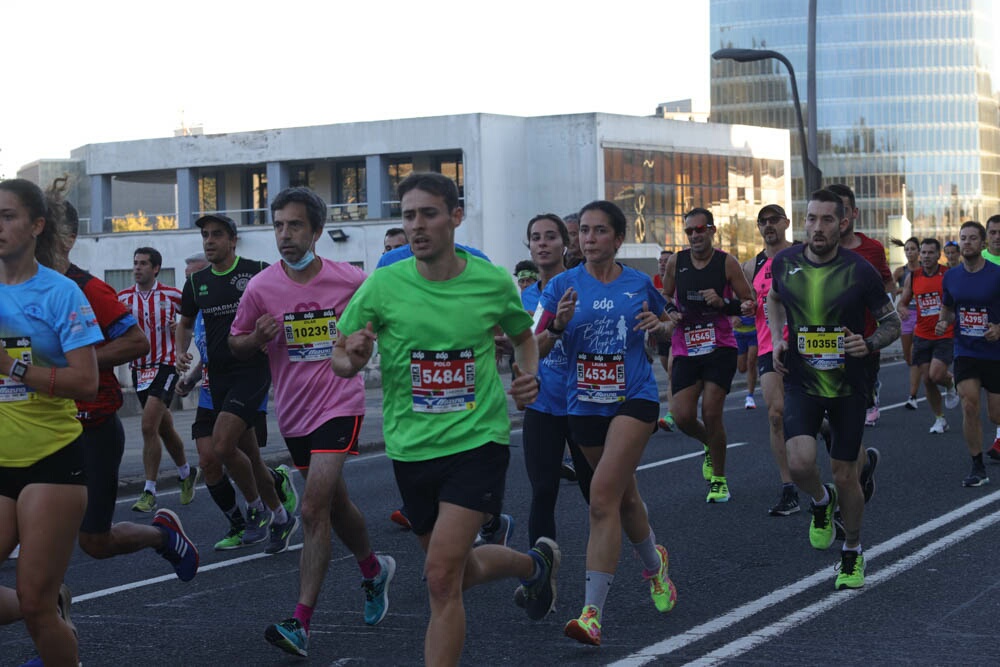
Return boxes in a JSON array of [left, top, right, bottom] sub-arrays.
[[2, 360, 1000, 666]]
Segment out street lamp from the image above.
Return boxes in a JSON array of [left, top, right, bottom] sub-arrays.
[[712, 47, 823, 196]]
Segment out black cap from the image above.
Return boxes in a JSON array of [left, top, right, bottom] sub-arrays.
[[195, 214, 238, 236], [757, 204, 787, 220]]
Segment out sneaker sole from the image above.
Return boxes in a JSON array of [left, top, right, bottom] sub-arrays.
[[265, 517, 300, 555], [768, 505, 800, 516], [835, 578, 865, 590], [564, 620, 601, 646], [214, 540, 251, 551], [153, 508, 199, 581], [963, 477, 990, 487]]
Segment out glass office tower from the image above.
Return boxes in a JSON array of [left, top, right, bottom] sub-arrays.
[[711, 0, 1000, 241]]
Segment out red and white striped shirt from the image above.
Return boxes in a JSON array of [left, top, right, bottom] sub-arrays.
[[118, 280, 183, 368]]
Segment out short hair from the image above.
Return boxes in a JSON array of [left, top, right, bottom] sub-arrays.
[[826, 183, 856, 209], [919, 238, 941, 252], [961, 220, 987, 242], [660, 249, 673, 256], [185, 252, 208, 264], [810, 189, 846, 220], [579, 200, 627, 237], [985, 214, 1000, 229], [270, 186, 327, 233], [134, 246, 162, 269], [526, 213, 570, 247], [384, 227, 406, 239], [683, 207, 714, 228], [398, 172, 460, 212], [514, 259, 539, 275], [563, 213, 580, 225]]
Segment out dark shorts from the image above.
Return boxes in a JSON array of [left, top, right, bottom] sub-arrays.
[[80, 415, 126, 534], [783, 384, 867, 462], [209, 366, 271, 426], [911, 336, 954, 368], [133, 364, 178, 408], [736, 330, 757, 355], [192, 406, 269, 447], [284, 415, 363, 469], [757, 351, 776, 376], [0, 438, 87, 501], [567, 399, 659, 448], [392, 442, 509, 536], [656, 339, 671, 358], [672, 347, 738, 394], [954, 356, 1000, 394]]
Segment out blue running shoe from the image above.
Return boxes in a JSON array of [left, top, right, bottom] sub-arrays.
[[265, 617, 308, 657], [362, 554, 396, 625], [474, 513, 514, 547], [153, 508, 199, 582], [242, 506, 271, 545], [265, 515, 300, 555]]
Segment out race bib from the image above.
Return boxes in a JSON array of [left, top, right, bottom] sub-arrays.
[[410, 349, 476, 413], [796, 326, 844, 370], [916, 291, 942, 317], [958, 307, 989, 338], [283, 309, 337, 362], [684, 323, 717, 356], [0, 337, 35, 402], [576, 352, 626, 404], [136, 367, 158, 392]]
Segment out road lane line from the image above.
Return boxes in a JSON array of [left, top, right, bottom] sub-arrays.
[[609, 488, 1000, 666], [637, 443, 749, 472]]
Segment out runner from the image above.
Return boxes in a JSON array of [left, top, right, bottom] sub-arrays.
[[175, 214, 290, 546], [660, 207, 755, 503], [118, 247, 196, 511], [652, 249, 676, 432], [228, 187, 394, 657], [536, 200, 677, 647], [734, 314, 758, 409], [768, 188, 900, 590], [890, 237, 922, 410], [383, 227, 407, 254], [333, 173, 557, 666], [937, 221, 1000, 484], [981, 214, 1000, 455], [895, 238, 960, 434], [743, 204, 799, 516]]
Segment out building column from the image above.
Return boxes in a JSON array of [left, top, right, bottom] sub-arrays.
[[266, 162, 289, 224], [176, 168, 199, 229], [90, 174, 112, 234], [365, 155, 389, 219]]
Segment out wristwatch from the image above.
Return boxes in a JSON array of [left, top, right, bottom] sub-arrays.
[[8, 358, 28, 382]]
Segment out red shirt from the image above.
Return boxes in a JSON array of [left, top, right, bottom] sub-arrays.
[[846, 233, 891, 336], [118, 280, 182, 368], [912, 265, 951, 340]]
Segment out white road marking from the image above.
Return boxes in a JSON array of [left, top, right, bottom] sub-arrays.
[[637, 443, 749, 471]]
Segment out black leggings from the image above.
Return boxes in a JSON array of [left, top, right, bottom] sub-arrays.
[[522, 408, 593, 545]]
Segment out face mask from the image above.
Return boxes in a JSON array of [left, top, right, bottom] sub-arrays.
[[285, 250, 315, 271]]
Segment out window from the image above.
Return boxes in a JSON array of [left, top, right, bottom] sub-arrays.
[[198, 171, 221, 213], [387, 159, 413, 216], [435, 154, 465, 205], [290, 165, 315, 189], [242, 167, 268, 226], [333, 162, 367, 221]]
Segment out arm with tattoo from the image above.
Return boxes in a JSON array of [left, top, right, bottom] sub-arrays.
[[864, 300, 902, 352]]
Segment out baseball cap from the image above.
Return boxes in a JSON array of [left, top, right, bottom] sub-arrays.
[[757, 204, 787, 220], [194, 213, 238, 236]]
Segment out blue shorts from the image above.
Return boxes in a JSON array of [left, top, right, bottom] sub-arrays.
[[736, 330, 757, 355]]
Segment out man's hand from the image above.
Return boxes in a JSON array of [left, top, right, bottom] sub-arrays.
[[509, 362, 539, 410], [772, 339, 789, 375], [344, 322, 377, 367], [253, 313, 281, 345], [699, 288, 724, 309], [843, 327, 869, 358], [176, 351, 194, 375]]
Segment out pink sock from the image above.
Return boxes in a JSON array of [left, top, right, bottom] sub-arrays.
[[358, 552, 380, 580], [293, 603, 314, 633]]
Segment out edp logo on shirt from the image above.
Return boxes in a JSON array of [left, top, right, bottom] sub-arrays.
[[592, 298, 615, 312]]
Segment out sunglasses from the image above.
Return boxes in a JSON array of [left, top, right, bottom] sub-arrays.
[[684, 224, 713, 236], [758, 216, 785, 226]]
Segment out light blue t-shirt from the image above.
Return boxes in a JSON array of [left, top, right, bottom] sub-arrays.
[[942, 261, 1000, 360], [540, 264, 666, 416], [521, 281, 569, 416], [376, 243, 490, 269]]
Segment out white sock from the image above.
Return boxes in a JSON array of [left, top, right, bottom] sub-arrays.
[[144, 481, 156, 494], [248, 498, 265, 512], [814, 485, 830, 506], [177, 463, 191, 480], [273, 506, 289, 525], [631, 530, 661, 572]]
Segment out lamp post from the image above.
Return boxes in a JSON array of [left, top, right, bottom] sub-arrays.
[[712, 47, 823, 196]]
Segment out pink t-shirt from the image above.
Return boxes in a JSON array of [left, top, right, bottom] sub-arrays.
[[231, 258, 366, 437], [753, 255, 788, 355]]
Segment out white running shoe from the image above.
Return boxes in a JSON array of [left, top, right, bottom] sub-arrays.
[[745, 395, 757, 410], [944, 385, 960, 410], [904, 397, 918, 410], [929, 416, 949, 434]]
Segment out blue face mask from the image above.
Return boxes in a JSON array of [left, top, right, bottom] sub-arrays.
[[284, 250, 315, 271]]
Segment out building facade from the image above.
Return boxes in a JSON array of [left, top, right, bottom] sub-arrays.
[[21, 113, 789, 290], [711, 0, 1000, 242]]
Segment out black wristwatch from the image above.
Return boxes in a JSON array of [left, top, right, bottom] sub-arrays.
[[8, 358, 28, 382], [546, 321, 565, 337]]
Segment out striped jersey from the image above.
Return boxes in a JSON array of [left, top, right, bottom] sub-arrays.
[[118, 280, 182, 368]]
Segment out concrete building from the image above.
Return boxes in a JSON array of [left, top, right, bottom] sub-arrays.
[[21, 112, 790, 290]]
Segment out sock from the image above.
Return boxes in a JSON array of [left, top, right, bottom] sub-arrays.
[[144, 480, 157, 494], [814, 485, 830, 506], [584, 571, 614, 610], [842, 544, 862, 554], [973, 453, 984, 467], [358, 552, 380, 580], [270, 467, 287, 503], [248, 497, 265, 512], [481, 515, 501, 534], [293, 603, 314, 633], [208, 476, 240, 518], [273, 506, 288, 525], [177, 463, 191, 480], [520, 550, 543, 586], [631, 530, 661, 573]]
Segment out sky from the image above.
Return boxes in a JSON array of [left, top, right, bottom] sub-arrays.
[[0, 0, 710, 178]]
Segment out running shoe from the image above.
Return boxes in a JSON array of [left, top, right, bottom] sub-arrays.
[[389, 509, 412, 530], [265, 617, 309, 657], [560, 457, 578, 482], [179, 466, 200, 505], [904, 396, 918, 410], [523, 537, 561, 620], [643, 545, 677, 613], [864, 406, 879, 427], [362, 554, 396, 625], [929, 417, 949, 434], [275, 465, 300, 515], [944, 384, 960, 410], [809, 483, 838, 550], [131, 490, 156, 513], [242, 507, 271, 545], [833, 510, 845, 542], [564, 605, 602, 646], [706, 475, 730, 503], [153, 508, 199, 581], [474, 513, 515, 547], [214, 525, 246, 551], [860, 447, 879, 503], [657, 412, 676, 432], [745, 395, 757, 410], [962, 464, 990, 487], [768, 485, 800, 516], [265, 514, 300, 555], [988, 439, 1000, 463], [701, 444, 713, 481], [835, 550, 866, 590], [513, 584, 526, 608]]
